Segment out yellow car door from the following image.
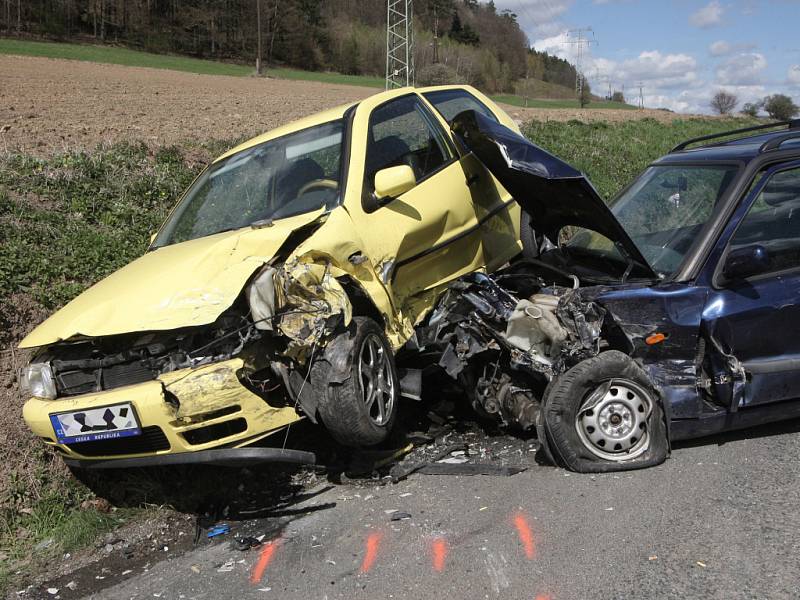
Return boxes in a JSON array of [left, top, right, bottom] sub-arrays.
[[344, 91, 487, 319], [420, 86, 522, 274]]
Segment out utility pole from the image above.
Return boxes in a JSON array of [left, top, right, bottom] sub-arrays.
[[386, 0, 414, 89], [560, 27, 597, 100], [432, 3, 439, 63], [255, 0, 262, 76], [637, 81, 644, 109]]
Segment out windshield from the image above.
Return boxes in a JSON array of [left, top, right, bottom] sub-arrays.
[[154, 120, 344, 247], [568, 164, 739, 277]]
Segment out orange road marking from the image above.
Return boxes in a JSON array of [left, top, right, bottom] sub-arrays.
[[431, 537, 448, 572], [361, 531, 383, 574], [513, 512, 536, 559], [250, 539, 279, 584]]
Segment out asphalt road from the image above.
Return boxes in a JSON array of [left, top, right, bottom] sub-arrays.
[[62, 417, 800, 600]]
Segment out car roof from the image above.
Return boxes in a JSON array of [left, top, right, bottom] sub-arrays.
[[213, 85, 479, 163], [656, 120, 800, 165]]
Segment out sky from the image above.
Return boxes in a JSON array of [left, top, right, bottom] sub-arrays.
[[493, 0, 800, 114]]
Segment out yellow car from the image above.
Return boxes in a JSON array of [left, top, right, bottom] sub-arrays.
[[18, 85, 522, 468]]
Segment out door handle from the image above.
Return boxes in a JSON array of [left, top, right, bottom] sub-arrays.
[[466, 173, 480, 187]]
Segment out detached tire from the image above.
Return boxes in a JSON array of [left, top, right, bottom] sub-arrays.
[[318, 317, 399, 447], [542, 350, 668, 473]]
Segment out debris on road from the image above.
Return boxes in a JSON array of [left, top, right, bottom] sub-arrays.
[[217, 559, 236, 573], [234, 537, 263, 551], [207, 524, 231, 539], [390, 511, 412, 521], [416, 463, 526, 476]]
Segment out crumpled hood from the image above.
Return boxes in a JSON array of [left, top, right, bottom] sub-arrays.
[[19, 211, 326, 349], [451, 110, 656, 278]]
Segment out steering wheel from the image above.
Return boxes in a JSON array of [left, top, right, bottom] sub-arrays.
[[297, 178, 339, 197]]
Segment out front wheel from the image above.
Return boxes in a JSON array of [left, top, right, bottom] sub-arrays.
[[541, 351, 668, 473], [318, 317, 399, 447]]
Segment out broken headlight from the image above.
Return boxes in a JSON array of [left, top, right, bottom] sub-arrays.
[[20, 362, 57, 399]]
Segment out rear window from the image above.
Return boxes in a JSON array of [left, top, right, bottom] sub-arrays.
[[423, 89, 499, 125]]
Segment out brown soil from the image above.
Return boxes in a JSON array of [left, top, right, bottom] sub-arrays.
[[0, 55, 376, 155], [0, 55, 704, 157], [500, 104, 705, 124]]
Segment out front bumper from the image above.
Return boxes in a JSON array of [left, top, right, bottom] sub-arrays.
[[23, 358, 305, 466]]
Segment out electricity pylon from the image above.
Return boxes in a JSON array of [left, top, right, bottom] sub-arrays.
[[386, 0, 414, 89], [561, 27, 597, 98]]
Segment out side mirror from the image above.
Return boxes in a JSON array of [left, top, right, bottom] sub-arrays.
[[374, 165, 416, 202], [723, 244, 770, 281]]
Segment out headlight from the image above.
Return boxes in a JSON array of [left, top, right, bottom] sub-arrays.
[[20, 363, 57, 399]]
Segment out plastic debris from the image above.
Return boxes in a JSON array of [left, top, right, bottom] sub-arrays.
[[66, 581, 77, 591], [217, 559, 236, 572], [235, 537, 263, 551], [207, 524, 231, 539], [46, 588, 58, 595]]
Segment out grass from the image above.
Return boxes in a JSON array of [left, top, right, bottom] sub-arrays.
[[0, 142, 220, 595], [494, 94, 637, 110], [0, 38, 384, 87], [522, 116, 760, 200]]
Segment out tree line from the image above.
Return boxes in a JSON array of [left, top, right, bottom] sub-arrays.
[[1, 0, 583, 95], [710, 89, 799, 120]]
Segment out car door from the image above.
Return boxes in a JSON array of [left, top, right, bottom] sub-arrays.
[[345, 92, 491, 320], [701, 162, 800, 410], [421, 87, 521, 272]]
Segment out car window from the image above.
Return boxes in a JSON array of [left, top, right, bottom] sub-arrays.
[[363, 95, 453, 196], [423, 89, 499, 124], [594, 165, 739, 277], [729, 166, 800, 274], [154, 120, 344, 247]]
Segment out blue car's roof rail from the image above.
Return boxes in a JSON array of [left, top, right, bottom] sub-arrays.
[[670, 119, 800, 153], [759, 131, 800, 153]]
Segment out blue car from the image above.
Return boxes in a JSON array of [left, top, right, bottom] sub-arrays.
[[411, 112, 800, 473]]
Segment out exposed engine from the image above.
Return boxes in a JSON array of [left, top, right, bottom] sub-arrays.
[[410, 261, 606, 430]]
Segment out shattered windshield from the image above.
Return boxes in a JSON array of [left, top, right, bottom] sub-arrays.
[[568, 164, 739, 277], [153, 120, 344, 247]]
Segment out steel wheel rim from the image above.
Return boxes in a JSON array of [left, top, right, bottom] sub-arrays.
[[358, 333, 395, 426], [575, 379, 652, 461]]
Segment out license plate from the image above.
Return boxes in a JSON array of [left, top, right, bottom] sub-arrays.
[[50, 402, 141, 444]]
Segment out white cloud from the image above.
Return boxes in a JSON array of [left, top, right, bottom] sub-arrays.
[[788, 65, 800, 87], [689, 1, 725, 28], [709, 40, 731, 56], [716, 52, 768, 86], [596, 51, 702, 91]]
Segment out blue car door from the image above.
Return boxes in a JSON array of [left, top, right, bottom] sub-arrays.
[[700, 161, 800, 410]]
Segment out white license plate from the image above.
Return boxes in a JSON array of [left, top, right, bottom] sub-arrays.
[[50, 402, 141, 444]]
